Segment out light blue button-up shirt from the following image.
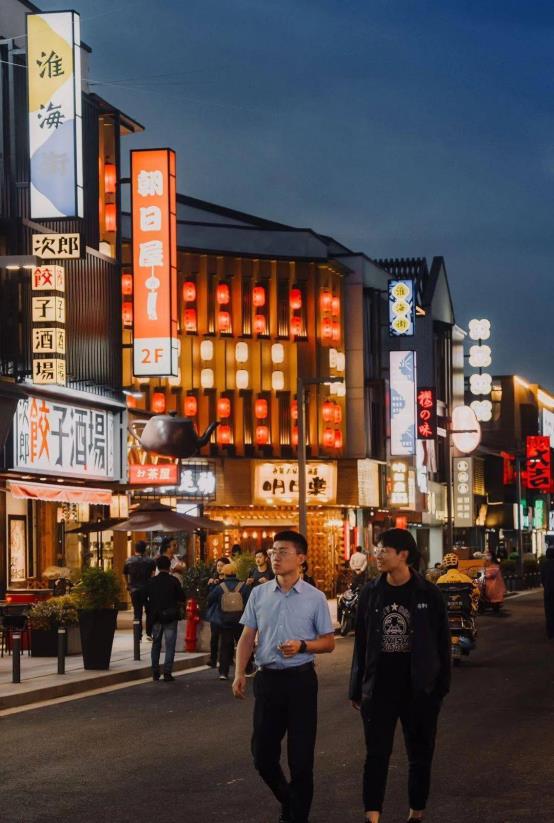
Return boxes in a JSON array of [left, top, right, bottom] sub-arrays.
[[240, 578, 334, 669]]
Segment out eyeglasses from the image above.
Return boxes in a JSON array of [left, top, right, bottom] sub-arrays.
[[373, 546, 394, 556], [268, 548, 295, 559]]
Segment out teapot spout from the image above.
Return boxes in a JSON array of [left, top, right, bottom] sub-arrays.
[[197, 420, 220, 448]]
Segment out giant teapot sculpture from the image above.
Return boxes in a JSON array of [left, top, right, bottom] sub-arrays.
[[129, 413, 219, 459]]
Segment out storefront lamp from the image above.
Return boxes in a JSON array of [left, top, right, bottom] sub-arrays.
[[320, 290, 332, 312], [200, 340, 214, 361], [235, 342, 249, 363], [151, 392, 166, 414], [218, 311, 231, 332], [201, 368, 214, 389], [331, 296, 340, 317], [218, 397, 231, 418], [121, 273, 133, 295], [105, 203, 117, 233], [272, 371, 285, 391], [122, 301, 133, 327], [291, 400, 298, 420], [335, 352, 345, 372], [334, 405, 342, 424], [291, 426, 299, 446], [322, 317, 333, 340], [323, 428, 335, 448], [236, 369, 249, 390], [290, 288, 302, 310], [104, 163, 116, 194], [452, 404, 481, 454], [255, 425, 270, 445], [469, 344, 492, 369], [183, 308, 197, 332], [216, 283, 230, 304], [217, 424, 232, 445], [331, 321, 341, 342], [252, 285, 266, 307], [322, 401, 335, 422], [334, 430, 343, 449], [290, 316, 302, 336], [184, 395, 198, 416], [254, 314, 267, 335], [329, 348, 338, 369], [271, 343, 285, 364], [470, 373, 492, 396], [183, 281, 196, 303], [255, 398, 268, 419], [468, 318, 491, 341]]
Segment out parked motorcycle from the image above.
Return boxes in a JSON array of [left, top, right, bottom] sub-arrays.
[[437, 582, 477, 665], [337, 586, 359, 636]]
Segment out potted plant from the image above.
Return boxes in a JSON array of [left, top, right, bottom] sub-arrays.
[[182, 562, 214, 652], [73, 567, 120, 670], [29, 595, 81, 656]]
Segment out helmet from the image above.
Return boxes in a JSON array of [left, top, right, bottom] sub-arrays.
[[442, 552, 459, 569]]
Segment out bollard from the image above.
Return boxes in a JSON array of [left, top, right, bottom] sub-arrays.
[[133, 619, 141, 661], [57, 627, 66, 675], [12, 632, 21, 684]]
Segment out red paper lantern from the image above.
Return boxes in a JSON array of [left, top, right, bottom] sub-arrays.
[[122, 301, 133, 326], [255, 425, 270, 445], [217, 424, 232, 445], [183, 281, 196, 303], [255, 398, 268, 419], [184, 395, 198, 417], [331, 296, 340, 316], [216, 283, 230, 304], [254, 314, 267, 334], [334, 405, 342, 424], [126, 394, 137, 409], [334, 430, 343, 449], [323, 428, 335, 448], [290, 316, 302, 336], [291, 426, 299, 446], [291, 400, 298, 420], [322, 400, 334, 423], [121, 274, 133, 295], [320, 290, 332, 312], [332, 321, 341, 342], [217, 397, 231, 418], [322, 317, 333, 340], [104, 163, 116, 194], [184, 308, 197, 332], [104, 203, 116, 233], [290, 288, 302, 310], [252, 285, 266, 307], [218, 311, 231, 332], [152, 392, 166, 414]]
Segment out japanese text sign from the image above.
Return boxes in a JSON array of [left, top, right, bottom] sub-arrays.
[[31, 264, 66, 386], [32, 233, 82, 260], [27, 12, 83, 219], [388, 279, 415, 336], [13, 398, 116, 480], [453, 457, 473, 527], [254, 462, 337, 505], [526, 436, 551, 491], [389, 459, 410, 507], [416, 387, 437, 440], [129, 463, 179, 486], [131, 149, 178, 377], [390, 351, 416, 456]]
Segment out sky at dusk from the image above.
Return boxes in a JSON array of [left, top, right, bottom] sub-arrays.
[[39, 0, 554, 387]]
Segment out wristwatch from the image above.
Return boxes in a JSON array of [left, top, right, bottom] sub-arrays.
[[298, 640, 307, 654]]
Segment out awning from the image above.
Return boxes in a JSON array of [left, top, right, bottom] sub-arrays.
[[8, 481, 112, 506]]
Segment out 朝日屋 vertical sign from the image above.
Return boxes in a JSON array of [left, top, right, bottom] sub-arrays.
[[526, 436, 551, 491], [131, 149, 178, 377], [27, 12, 83, 219], [416, 387, 437, 440]]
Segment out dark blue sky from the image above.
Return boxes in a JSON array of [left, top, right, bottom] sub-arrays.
[[42, 0, 554, 386]]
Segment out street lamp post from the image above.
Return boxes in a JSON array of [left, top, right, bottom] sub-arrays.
[[297, 375, 343, 538]]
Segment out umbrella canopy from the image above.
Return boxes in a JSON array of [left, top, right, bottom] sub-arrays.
[[112, 501, 225, 533], [65, 518, 125, 534]]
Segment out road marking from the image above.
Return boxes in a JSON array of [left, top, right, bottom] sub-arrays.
[[0, 665, 210, 717]]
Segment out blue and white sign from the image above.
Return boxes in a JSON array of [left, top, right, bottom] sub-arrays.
[[390, 351, 416, 456], [388, 279, 415, 336]]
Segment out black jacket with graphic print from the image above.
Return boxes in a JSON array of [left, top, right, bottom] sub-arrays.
[[349, 570, 451, 704]]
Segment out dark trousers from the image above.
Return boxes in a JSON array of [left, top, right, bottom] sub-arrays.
[[130, 589, 146, 635], [218, 624, 242, 676], [544, 592, 554, 639], [151, 621, 178, 675], [361, 684, 441, 812], [210, 622, 221, 665], [251, 666, 318, 823]]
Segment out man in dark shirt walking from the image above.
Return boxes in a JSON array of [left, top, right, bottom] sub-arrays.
[[143, 555, 185, 682], [123, 541, 155, 639], [350, 528, 450, 823]]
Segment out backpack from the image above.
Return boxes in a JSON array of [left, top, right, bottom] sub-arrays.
[[220, 582, 244, 619]]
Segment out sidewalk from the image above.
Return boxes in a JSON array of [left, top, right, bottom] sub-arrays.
[[0, 621, 208, 710]]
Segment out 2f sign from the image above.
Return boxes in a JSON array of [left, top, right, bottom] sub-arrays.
[[133, 338, 175, 375]]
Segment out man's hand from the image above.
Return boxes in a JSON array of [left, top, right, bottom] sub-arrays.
[[232, 674, 247, 699], [258, 576, 268, 584], [279, 640, 302, 657], [246, 577, 254, 586]]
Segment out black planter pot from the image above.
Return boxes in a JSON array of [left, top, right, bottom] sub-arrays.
[[31, 627, 82, 657], [78, 609, 117, 670]]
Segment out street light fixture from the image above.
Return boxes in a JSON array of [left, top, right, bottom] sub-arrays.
[[297, 375, 344, 537]]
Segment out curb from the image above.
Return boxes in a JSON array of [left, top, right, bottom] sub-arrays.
[[0, 653, 209, 710]]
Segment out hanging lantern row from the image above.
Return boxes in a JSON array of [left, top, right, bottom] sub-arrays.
[[184, 395, 198, 417], [322, 401, 343, 424], [218, 311, 231, 332], [252, 285, 266, 307], [184, 308, 197, 333], [122, 301, 133, 327], [217, 425, 232, 445], [104, 163, 117, 195], [323, 427, 343, 449], [217, 397, 231, 418], [291, 426, 299, 446], [121, 274, 133, 296], [216, 282, 230, 305], [151, 392, 166, 414], [254, 314, 267, 335], [256, 425, 270, 445], [183, 280, 197, 303], [255, 398, 268, 419], [104, 203, 116, 233]]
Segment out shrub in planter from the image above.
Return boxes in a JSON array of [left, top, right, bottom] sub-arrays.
[[182, 562, 212, 616], [29, 596, 81, 656], [233, 553, 256, 583], [500, 559, 517, 576], [73, 568, 120, 670]]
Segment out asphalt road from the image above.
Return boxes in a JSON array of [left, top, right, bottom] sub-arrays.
[[2, 591, 553, 823]]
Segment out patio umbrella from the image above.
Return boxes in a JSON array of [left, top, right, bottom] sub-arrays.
[[112, 501, 225, 533]]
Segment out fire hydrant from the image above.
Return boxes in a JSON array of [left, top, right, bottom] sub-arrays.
[[185, 597, 200, 652]]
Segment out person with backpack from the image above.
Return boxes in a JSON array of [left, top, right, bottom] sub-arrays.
[[143, 555, 186, 682], [207, 562, 251, 681]]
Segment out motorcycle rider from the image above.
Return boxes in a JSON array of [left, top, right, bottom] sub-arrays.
[[436, 553, 480, 613], [350, 547, 369, 590]]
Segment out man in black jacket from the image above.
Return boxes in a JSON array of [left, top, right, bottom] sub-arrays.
[[143, 555, 185, 682], [123, 541, 155, 639], [349, 528, 450, 823]]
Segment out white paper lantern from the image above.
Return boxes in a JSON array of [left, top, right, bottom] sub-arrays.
[[236, 369, 249, 389], [452, 405, 481, 454], [235, 342, 249, 364], [470, 399, 493, 423], [272, 371, 285, 391], [335, 381, 346, 397], [200, 340, 214, 361], [469, 344, 491, 369], [468, 319, 491, 341], [271, 343, 285, 364], [200, 368, 214, 389], [469, 373, 492, 396], [329, 348, 338, 369], [335, 352, 346, 372]]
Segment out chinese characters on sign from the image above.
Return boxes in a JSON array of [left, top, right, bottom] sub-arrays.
[[416, 387, 437, 440], [526, 436, 551, 491], [129, 463, 179, 486], [131, 149, 178, 377], [131, 461, 216, 499], [32, 233, 82, 260], [453, 457, 474, 528], [357, 459, 380, 507], [389, 459, 410, 507], [31, 265, 66, 386], [254, 462, 337, 505], [13, 398, 116, 480], [27, 13, 83, 219], [388, 280, 415, 336], [390, 351, 417, 456]]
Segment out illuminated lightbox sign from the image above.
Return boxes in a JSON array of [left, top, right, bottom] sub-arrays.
[[388, 280, 415, 336], [31, 265, 66, 386], [453, 457, 473, 528], [131, 149, 178, 377], [526, 436, 551, 491], [32, 233, 82, 260], [390, 351, 416, 456], [129, 463, 179, 486], [27, 12, 83, 219], [389, 459, 410, 507], [254, 462, 337, 505], [416, 387, 437, 440]]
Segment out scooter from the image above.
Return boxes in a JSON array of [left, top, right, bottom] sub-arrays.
[[337, 585, 360, 636], [437, 582, 477, 666]]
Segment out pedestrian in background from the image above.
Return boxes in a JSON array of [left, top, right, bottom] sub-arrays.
[[541, 546, 554, 639], [233, 531, 335, 823], [207, 557, 231, 668], [301, 560, 316, 588], [123, 540, 155, 639], [247, 549, 274, 587], [350, 528, 450, 823], [159, 535, 186, 585], [144, 555, 185, 682], [207, 562, 250, 681], [231, 543, 242, 559]]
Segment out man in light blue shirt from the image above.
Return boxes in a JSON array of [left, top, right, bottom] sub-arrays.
[[233, 530, 335, 823]]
